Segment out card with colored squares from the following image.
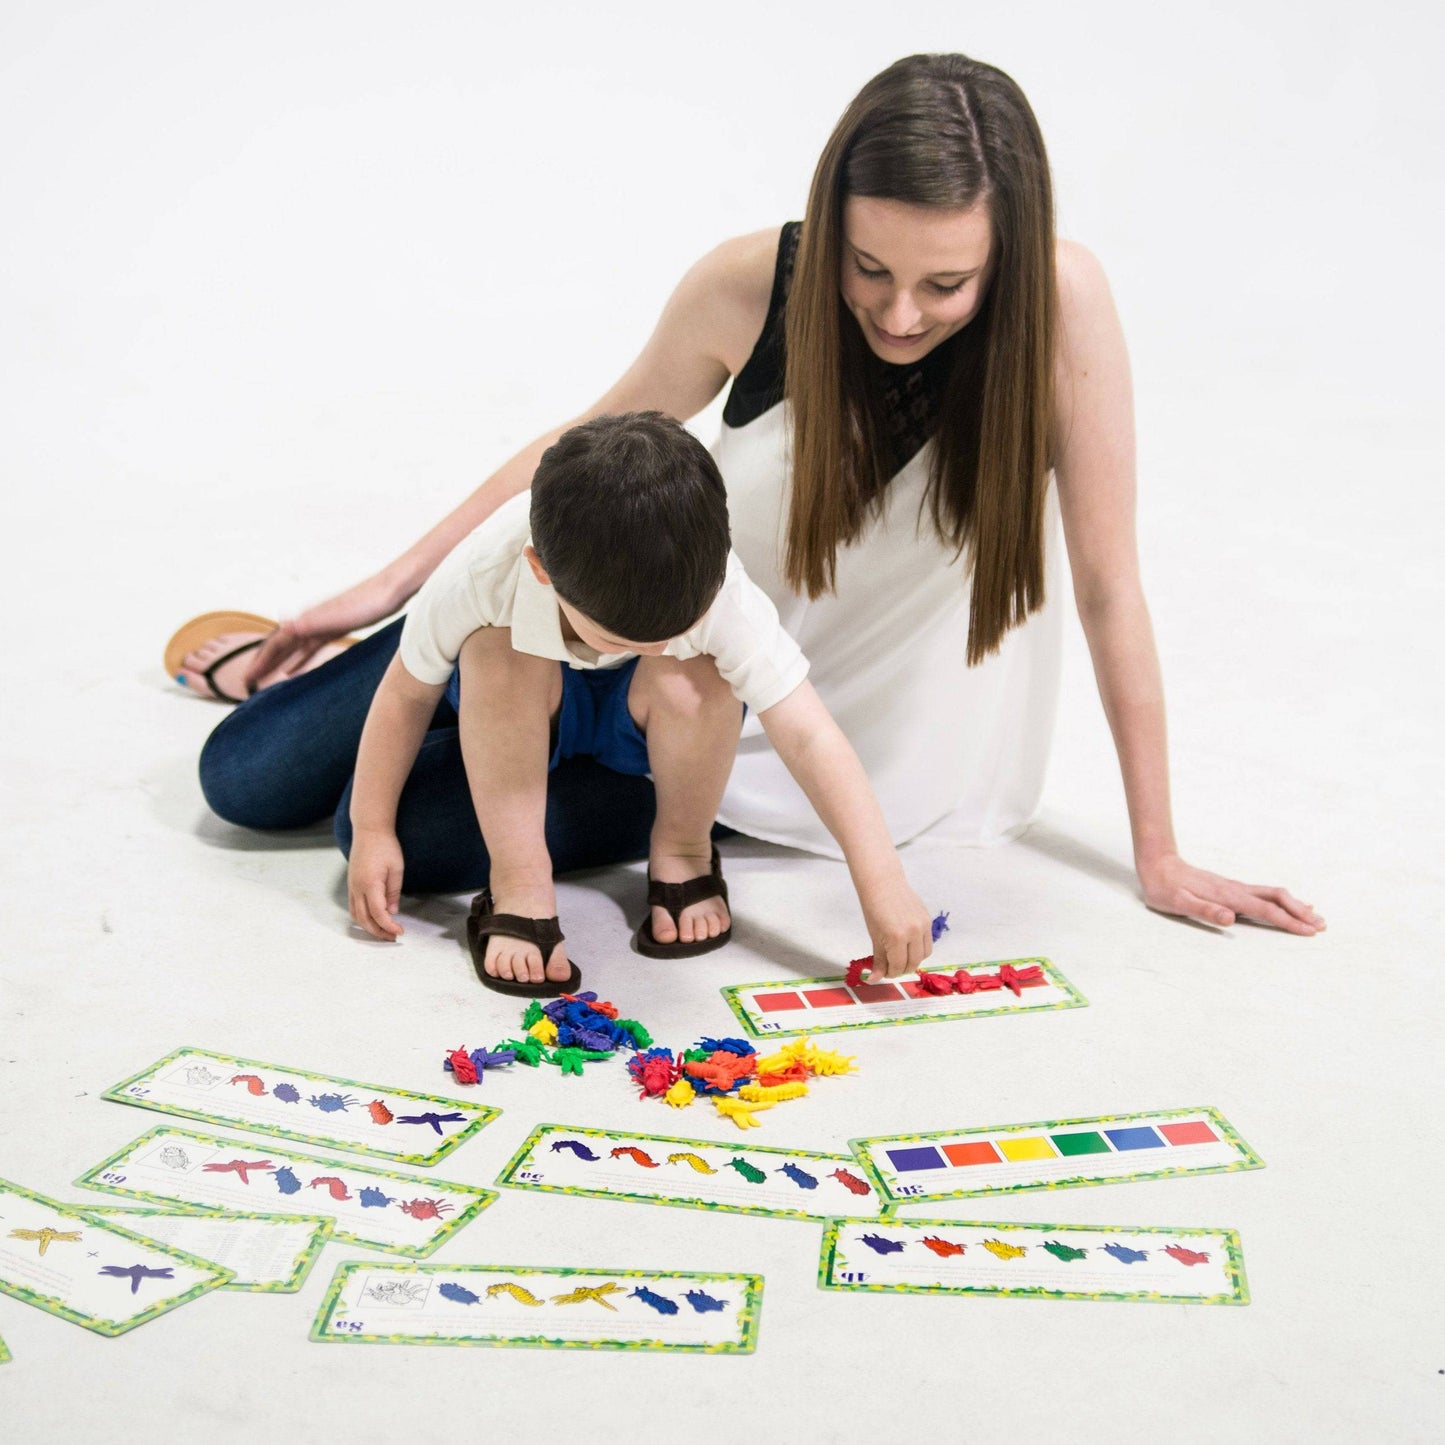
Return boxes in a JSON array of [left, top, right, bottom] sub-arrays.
[[819, 1217, 1249, 1305], [74, 1125, 496, 1257], [497, 1123, 886, 1222], [311, 1262, 763, 1352], [101, 1047, 498, 1165], [852, 1107, 1263, 1204], [78, 1205, 333, 1292], [0, 1176, 233, 1337], [721, 957, 1084, 1039]]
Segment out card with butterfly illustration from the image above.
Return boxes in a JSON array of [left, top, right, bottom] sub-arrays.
[[0, 1176, 232, 1336], [820, 1216, 1248, 1305], [101, 1047, 498, 1165], [312, 1262, 762, 1351]]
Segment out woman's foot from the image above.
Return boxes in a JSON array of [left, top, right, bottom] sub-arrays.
[[647, 845, 732, 946], [175, 631, 350, 701]]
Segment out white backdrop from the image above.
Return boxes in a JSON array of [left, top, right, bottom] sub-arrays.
[[1, 3, 1441, 1440]]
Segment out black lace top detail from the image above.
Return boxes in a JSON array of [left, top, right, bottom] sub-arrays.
[[722, 220, 963, 477]]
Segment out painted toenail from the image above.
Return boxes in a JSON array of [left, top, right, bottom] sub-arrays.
[[176, 674, 188, 686]]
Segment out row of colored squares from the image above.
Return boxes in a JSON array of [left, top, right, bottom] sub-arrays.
[[885, 1120, 1221, 1173], [756, 978, 981, 1013]]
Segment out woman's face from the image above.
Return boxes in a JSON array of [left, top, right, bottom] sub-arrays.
[[840, 195, 993, 363]]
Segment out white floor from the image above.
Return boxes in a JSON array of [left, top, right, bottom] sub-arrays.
[[2, 4, 1442, 1441]]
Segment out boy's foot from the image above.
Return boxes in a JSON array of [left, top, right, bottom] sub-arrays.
[[466, 888, 580, 995], [634, 845, 732, 958], [483, 920, 575, 987], [176, 631, 350, 702]]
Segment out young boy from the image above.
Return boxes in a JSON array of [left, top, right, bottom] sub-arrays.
[[347, 411, 932, 996]]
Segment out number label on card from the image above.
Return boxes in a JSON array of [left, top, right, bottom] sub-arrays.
[[893, 1185, 923, 1196], [840, 1271, 869, 1283], [99, 1171, 128, 1185], [127, 1085, 150, 1097], [516, 1170, 543, 1182], [756, 1020, 782, 1032], [333, 1319, 363, 1333]]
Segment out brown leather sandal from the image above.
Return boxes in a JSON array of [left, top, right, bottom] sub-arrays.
[[467, 889, 582, 998], [632, 845, 733, 958]]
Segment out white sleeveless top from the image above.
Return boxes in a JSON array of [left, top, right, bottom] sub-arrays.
[[713, 399, 1063, 857]]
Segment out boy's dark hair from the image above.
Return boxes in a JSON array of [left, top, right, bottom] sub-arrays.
[[530, 412, 731, 643]]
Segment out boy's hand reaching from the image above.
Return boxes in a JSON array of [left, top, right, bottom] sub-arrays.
[[348, 828, 406, 941], [857, 868, 934, 978]]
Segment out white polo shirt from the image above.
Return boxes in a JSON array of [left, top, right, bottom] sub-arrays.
[[399, 491, 810, 715]]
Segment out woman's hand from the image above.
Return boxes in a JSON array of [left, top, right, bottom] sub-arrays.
[[1137, 852, 1324, 935], [243, 574, 400, 689]]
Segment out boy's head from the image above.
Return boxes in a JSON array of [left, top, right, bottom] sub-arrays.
[[528, 412, 731, 647]]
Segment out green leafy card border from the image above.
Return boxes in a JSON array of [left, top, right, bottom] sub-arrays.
[[311, 1262, 763, 1352], [73, 1124, 497, 1258], [720, 957, 1086, 1040], [818, 1216, 1250, 1305], [78, 1204, 335, 1293], [102, 1046, 498, 1165], [0, 1176, 234, 1338], [850, 1106, 1265, 1203], [497, 1123, 882, 1223]]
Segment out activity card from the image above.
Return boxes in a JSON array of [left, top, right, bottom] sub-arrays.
[[102, 1047, 497, 1165], [722, 957, 1084, 1039], [0, 1176, 231, 1337], [852, 1107, 1263, 1204], [497, 1123, 885, 1222], [79, 1205, 333, 1291], [312, 1262, 762, 1352], [75, 1126, 495, 1257], [820, 1217, 1248, 1305]]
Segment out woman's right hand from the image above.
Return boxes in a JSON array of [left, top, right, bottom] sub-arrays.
[[243, 573, 400, 690]]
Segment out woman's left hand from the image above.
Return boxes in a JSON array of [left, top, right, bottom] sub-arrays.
[[1137, 853, 1324, 935]]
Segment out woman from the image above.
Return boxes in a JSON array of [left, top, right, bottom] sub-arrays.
[[181, 52, 1321, 937]]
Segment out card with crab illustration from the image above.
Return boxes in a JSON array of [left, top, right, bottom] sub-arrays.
[[0, 1175, 233, 1336], [74, 1126, 496, 1257], [100, 1047, 498, 1165], [820, 1216, 1248, 1305], [311, 1262, 763, 1351]]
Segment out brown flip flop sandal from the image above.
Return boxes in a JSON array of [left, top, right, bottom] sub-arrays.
[[632, 844, 732, 958], [163, 610, 360, 702], [467, 889, 582, 998]]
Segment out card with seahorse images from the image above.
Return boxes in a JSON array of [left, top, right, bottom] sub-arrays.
[[74, 1125, 495, 1257], [852, 1107, 1263, 1205], [820, 1217, 1248, 1305], [0, 1176, 233, 1337], [496, 1123, 886, 1222], [312, 1262, 762, 1352], [101, 1046, 498, 1165], [77, 1205, 334, 1292]]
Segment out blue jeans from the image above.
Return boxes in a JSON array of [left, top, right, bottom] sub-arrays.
[[197, 618, 663, 893]]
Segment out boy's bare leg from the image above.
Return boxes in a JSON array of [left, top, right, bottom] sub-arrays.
[[456, 629, 570, 985], [628, 655, 743, 944]]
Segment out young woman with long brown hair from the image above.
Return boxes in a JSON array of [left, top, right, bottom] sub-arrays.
[[176, 52, 1322, 966]]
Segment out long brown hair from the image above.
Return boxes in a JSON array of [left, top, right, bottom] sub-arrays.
[[784, 53, 1056, 665]]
